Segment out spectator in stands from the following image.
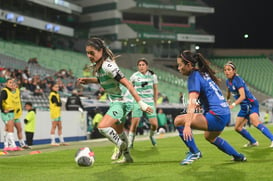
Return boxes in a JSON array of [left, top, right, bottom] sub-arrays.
[[49, 82, 68, 146], [179, 92, 184, 104], [24, 102, 36, 146], [94, 87, 105, 100], [224, 61, 273, 148], [162, 94, 169, 103], [65, 89, 84, 111]]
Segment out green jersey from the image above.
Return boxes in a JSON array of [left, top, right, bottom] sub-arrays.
[[130, 71, 158, 104], [96, 58, 125, 102]]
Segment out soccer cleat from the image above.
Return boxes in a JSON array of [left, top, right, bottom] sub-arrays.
[[22, 145, 31, 149], [232, 154, 247, 162], [114, 153, 134, 164], [180, 151, 202, 165], [243, 141, 259, 147], [269, 141, 273, 148], [60, 142, 69, 146], [3, 147, 12, 151], [149, 136, 157, 146], [51, 143, 60, 146], [12, 146, 24, 151], [111, 146, 122, 161]]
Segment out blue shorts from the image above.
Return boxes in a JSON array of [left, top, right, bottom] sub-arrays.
[[238, 101, 259, 120], [204, 112, 230, 131]]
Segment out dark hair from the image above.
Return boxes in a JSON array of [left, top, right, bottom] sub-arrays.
[[137, 57, 154, 75], [178, 50, 219, 85], [86, 37, 116, 74], [25, 102, 32, 106], [224, 61, 236, 70]]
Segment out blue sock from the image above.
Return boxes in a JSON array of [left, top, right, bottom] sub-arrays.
[[256, 124, 273, 141], [176, 126, 199, 154], [238, 129, 257, 143], [212, 137, 241, 157]]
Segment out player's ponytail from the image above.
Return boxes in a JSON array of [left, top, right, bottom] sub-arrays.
[[194, 53, 219, 85], [86, 37, 119, 75], [180, 50, 219, 85]]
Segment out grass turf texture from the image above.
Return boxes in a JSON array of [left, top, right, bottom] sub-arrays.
[[1, 125, 273, 181]]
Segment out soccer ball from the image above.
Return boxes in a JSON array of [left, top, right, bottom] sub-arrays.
[[74, 147, 95, 167], [158, 127, 166, 134]]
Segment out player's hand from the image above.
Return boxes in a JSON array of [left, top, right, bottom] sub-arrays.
[[138, 100, 153, 114], [77, 78, 88, 84], [183, 126, 192, 141]]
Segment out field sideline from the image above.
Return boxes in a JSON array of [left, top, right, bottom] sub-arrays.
[[1, 125, 273, 181]]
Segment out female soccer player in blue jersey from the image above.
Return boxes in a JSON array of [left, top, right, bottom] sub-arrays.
[[224, 61, 273, 147], [175, 50, 246, 165], [78, 37, 152, 163]]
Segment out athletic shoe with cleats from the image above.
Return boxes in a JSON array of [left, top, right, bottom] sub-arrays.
[[243, 141, 259, 147], [51, 143, 60, 146], [149, 136, 157, 146], [3, 147, 12, 151], [232, 153, 247, 162], [60, 142, 69, 146], [114, 155, 134, 164], [12, 146, 24, 151], [22, 145, 31, 149], [180, 151, 202, 165], [111, 146, 122, 161], [269, 141, 273, 148]]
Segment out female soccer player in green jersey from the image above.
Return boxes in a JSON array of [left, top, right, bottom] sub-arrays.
[[78, 37, 152, 163]]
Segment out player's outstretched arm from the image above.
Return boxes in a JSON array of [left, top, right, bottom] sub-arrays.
[[119, 77, 153, 114], [77, 77, 99, 84]]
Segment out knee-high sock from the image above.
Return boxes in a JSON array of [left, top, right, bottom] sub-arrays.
[[212, 137, 241, 157], [3, 131, 8, 148], [176, 126, 199, 154], [256, 124, 273, 141], [128, 132, 135, 147], [238, 129, 257, 143], [7, 132, 16, 148], [98, 127, 123, 147], [119, 132, 130, 154]]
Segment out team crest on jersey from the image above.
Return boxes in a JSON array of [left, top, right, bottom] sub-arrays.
[[232, 85, 236, 90]]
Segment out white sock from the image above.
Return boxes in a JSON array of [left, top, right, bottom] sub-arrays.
[[19, 139, 26, 147], [59, 135, 64, 143], [149, 130, 156, 137], [98, 127, 123, 147], [7, 132, 16, 148], [3, 131, 8, 148], [128, 132, 135, 147], [119, 132, 130, 155], [51, 134, 55, 144]]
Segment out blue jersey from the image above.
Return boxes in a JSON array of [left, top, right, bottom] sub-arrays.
[[225, 75, 256, 106], [188, 70, 229, 115]]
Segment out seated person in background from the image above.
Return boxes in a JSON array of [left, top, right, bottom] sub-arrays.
[[65, 89, 84, 111]]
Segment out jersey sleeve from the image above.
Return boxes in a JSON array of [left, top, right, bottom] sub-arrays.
[[103, 61, 125, 79], [153, 74, 158, 84], [187, 71, 201, 93], [233, 76, 244, 89]]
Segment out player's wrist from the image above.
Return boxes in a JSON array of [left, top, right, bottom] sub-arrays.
[[138, 100, 149, 111], [231, 102, 236, 107]]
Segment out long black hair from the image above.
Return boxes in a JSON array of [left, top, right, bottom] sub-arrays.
[[86, 37, 116, 74], [179, 50, 219, 85]]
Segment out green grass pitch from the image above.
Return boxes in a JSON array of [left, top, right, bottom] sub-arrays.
[[1, 125, 273, 181]]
